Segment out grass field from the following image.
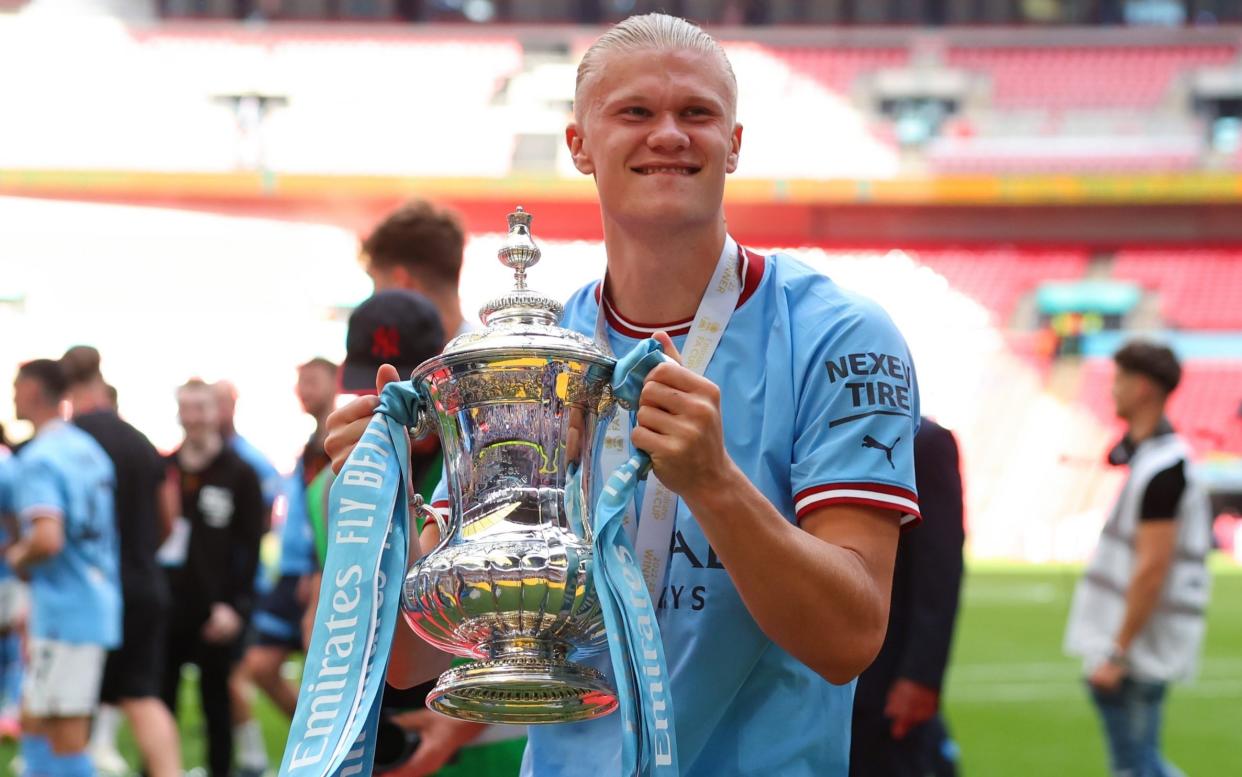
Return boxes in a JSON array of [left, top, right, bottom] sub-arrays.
[[2, 561, 1239, 776]]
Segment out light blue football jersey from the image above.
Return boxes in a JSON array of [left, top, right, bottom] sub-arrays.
[[433, 246, 920, 777], [278, 461, 316, 577], [14, 422, 122, 647], [0, 451, 14, 580], [231, 433, 283, 510]]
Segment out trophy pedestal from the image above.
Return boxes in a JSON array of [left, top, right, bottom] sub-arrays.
[[426, 638, 618, 724]]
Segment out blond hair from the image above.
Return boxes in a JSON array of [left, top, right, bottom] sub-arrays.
[[574, 13, 738, 121]]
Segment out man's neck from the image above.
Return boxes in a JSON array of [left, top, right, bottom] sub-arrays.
[[1126, 405, 1166, 445], [428, 289, 465, 338], [602, 219, 728, 325], [313, 413, 331, 440], [30, 409, 61, 434], [180, 434, 223, 472], [70, 385, 111, 417]]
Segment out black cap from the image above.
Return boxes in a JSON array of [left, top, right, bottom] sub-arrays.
[[341, 290, 445, 393]]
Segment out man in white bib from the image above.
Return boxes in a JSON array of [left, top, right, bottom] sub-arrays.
[[1065, 341, 1213, 777]]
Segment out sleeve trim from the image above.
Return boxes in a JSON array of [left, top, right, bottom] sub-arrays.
[[794, 484, 921, 527], [19, 505, 64, 522], [430, 499, 450, 516]]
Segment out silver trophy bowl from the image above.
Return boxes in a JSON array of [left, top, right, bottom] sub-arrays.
[[401, 207, 622, 724]]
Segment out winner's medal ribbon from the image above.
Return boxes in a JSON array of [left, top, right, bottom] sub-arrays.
[[592, 338, 681, 776], [279, 381, 424, 777]]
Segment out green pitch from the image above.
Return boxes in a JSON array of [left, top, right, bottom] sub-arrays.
[[2, 561, 1239, 775]]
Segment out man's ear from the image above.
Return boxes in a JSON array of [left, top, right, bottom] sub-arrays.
[[566, 122, 594, 175], [726, 122, 743, 174]]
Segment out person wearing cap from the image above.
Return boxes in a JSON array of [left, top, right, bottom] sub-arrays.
[[1064, 340, 1214, 777], [232, 357, 339, 777]]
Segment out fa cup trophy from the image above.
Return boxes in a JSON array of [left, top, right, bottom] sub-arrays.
[[401, 207, 622, 725]]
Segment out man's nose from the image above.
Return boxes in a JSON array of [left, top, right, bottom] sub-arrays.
[[647, 112, 689, 152]]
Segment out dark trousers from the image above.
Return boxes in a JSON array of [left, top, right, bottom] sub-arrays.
[[161, 619, 236, 777], [851, 709, 959, 777]]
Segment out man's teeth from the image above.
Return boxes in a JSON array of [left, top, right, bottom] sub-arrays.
[[639, 167, 693, 175]]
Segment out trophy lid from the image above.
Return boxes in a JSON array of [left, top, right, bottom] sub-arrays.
[[428, 207, 611, 368]]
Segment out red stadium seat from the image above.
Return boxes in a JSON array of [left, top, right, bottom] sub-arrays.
[[1112, 250, 1242, 330]]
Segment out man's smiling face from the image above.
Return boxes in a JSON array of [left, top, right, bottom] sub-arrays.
[[567, 47, 742, 233]]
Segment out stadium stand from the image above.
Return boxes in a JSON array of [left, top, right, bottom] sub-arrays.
[[908, 249, 1089, 325], [1112, 249, 1242, 329], [946, 45, 1238, 109], [765, 46, 910, 96]]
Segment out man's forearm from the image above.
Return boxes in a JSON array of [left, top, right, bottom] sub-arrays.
[[387, 620, 453, 688], [1115, 564, 1170, 652], [682, 462, 896, 684]]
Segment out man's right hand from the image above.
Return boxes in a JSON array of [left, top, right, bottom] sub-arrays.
[[325, 364, 401, 473]]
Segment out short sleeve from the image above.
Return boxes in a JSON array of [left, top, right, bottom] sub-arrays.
[[430, 477, 449, 518], [0, 457, 12, 514], [1139, 461, 1185, 522], [15, 456, 67, 525], [791, 296, 921, 527]]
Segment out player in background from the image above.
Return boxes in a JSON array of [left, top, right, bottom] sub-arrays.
[[233, 357, 338, 777], [60, 346, 183, 777], [9, 359, 122, 777], [362, 199, 470, 339], [0, 426, 24, 742], [209, 379, 282, 769]]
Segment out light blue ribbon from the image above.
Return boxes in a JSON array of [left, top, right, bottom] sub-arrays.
[[279, 382, 421, 777], [593, 339, 680, 776], [280, 339, 679, 777]]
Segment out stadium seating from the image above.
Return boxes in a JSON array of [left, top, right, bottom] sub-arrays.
[[909, 249, 1089, 325], [1112, 249, 1242, 329], [764, 47, 910, 96], [946, 46, 1238, 110]]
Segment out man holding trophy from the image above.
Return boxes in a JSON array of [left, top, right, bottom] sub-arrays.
[[299, 13, 920, 777]]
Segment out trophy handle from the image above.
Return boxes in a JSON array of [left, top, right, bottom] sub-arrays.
[[408, 493, 453, 557]]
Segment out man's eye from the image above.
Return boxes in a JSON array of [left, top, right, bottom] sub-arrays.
[[622, 106, 650, 117], [684, 107, 712, 118]]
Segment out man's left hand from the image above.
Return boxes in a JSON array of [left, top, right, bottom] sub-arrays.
[[884, 678, 939, 740], [1088, 659, 1127, 693], [631, 332, 735, 500]]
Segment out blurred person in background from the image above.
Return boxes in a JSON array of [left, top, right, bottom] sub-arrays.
[[1065, 341, 1213, 777], [60, 346, 182, 777], [361, 199, 469, 339], [358, 201, 530, 774], [210, 378, 282, 770], [212, 380, 282, 519], [161, 379, 265, 777], [305, 291, 527, 776], [9, 359, 121, 777], [233, 357, 338, 777], [852, 417, 965, 777], [0, 424, 24, 742]]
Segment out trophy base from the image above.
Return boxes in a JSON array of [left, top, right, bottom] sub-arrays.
[[427, 655, 619, 725]]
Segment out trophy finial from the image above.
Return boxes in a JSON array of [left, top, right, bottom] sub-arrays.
[[499, 205, 541, 291], [479, 206, 562, 326]]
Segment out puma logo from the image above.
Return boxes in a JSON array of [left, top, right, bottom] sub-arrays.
[[861, 435, 899, 469]]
